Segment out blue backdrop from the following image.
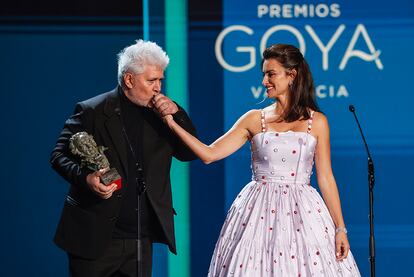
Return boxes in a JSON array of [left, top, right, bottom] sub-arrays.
[[1, 0, 413, 276], [214, 0, 414, 276]]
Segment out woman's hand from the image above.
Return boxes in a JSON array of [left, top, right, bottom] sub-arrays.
[[335, 231, 350, 261], [151, 93, 178, 116], [163, 114, 174, 126]]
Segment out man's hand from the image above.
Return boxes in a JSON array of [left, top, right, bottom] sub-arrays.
[[86, 169, 118, 199], [150, 93, 179, 116]]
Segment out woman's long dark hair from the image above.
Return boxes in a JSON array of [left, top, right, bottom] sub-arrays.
[[262, 44, 320, 122]]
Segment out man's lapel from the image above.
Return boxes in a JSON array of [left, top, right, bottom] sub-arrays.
[[102, 88, 128, 176]]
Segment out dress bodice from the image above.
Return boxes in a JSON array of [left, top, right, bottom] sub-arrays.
[[250, 109, 317, 185]]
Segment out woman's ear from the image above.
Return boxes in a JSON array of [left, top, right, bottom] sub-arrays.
[[289, 68, 297, 81]]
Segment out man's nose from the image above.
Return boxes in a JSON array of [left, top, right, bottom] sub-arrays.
[[154, 80, 161, 92]]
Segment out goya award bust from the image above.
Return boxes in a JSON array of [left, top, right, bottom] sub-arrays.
[[69, 131, 122, 190]]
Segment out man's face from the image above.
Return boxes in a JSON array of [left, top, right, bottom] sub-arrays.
[[124, 64, 164, 106]]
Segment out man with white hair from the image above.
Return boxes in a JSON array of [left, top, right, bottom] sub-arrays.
[[50, 40, 197, 277]]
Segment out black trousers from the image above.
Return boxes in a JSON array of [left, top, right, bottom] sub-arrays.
[[68, 238, 153, 277]]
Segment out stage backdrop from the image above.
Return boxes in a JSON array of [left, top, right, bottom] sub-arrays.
[[0, 0, 413, 276], [200, 0, 413, 276]]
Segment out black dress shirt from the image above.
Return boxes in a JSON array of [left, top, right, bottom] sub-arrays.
[[112, 92, 162, 239]]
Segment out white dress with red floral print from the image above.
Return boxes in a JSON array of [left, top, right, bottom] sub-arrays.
[[207, 110, 361, 277]]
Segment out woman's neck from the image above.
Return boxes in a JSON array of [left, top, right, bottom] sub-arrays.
[[275, 96, 289, 116]]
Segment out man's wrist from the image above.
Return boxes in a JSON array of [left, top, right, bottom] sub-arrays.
[[172, 107, 186, 124]]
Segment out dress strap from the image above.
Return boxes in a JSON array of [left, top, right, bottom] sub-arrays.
[[307, 110, 315, 134], [260, 110, 266, 132]]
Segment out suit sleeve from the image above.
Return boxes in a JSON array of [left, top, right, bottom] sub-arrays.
[[171, 105, 198, 161], [50, 103, 95, 188]]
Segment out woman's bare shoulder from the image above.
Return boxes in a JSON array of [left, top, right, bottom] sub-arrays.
[[311, 111, 330, 139], [234, 109, 263, 135], [240, 109, 262, 121], [312, 111, 328, 127]]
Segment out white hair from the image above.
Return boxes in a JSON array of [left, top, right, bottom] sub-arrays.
[[117, 39, 170, 86]]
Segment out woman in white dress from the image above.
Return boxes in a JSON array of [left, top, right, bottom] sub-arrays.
[[156, 44, 361, 276]]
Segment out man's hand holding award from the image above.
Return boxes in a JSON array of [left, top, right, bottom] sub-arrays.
[[69, 132, 122, 197]]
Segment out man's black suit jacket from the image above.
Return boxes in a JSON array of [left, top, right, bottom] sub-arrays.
[[50, 87, 197, 259]]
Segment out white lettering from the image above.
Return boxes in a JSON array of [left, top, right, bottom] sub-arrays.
[[315, 4, 330, 18], [251, 84, 348, 99], [251, 86, 263, 98], [215, 24, 383, 73], [317, 85, 327, 98], [215, 25, 256, 72], [282, 4, 293, 18], [305, 24, 345, 71], [309, 4, 315, 17], [269, 5, 281, 18], [257, 3, 342, 18], [339, 24, 383, 70], [329, 85, 335, 97], [257, 5, 268, 18], [331, 3, 341, 17], [294, 5, 308, 17], [316, 85, 349, 98], [337, 85, 349, 97], [260, 25, 306, 58]]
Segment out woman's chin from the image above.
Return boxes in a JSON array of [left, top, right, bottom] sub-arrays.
[[266, 90, 275, 98]]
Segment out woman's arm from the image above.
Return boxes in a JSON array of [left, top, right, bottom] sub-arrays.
[[313, 112, 350, 261], [164, 110, 259, 164], [170, 106, 198, 161]]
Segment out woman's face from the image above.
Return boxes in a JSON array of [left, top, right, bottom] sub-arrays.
[[262, 58, 293, 99]]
